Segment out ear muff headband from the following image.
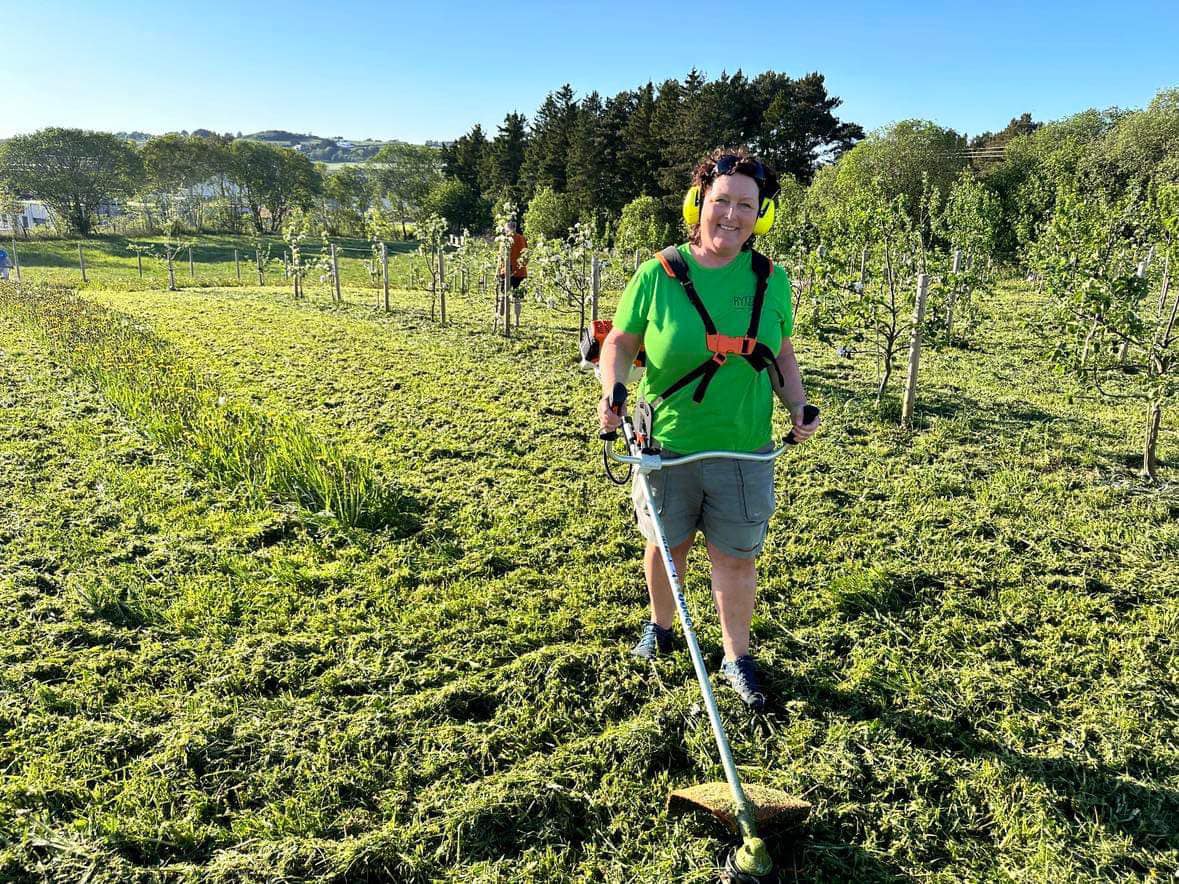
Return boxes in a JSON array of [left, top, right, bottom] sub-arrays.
[[683, 184, 776, 235]]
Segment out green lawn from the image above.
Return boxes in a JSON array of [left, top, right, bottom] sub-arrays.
[[0, 277, 1175, 882]]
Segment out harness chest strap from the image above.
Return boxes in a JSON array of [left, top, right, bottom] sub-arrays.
[[650, 246, 785, 410]]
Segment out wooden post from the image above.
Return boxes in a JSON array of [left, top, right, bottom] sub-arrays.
[[381, 241, 389, 312], [1117, 257, 1152, 363], [504, 273, 512, 337], [10, 237, 19, 282], [502, 241, 512, 338], [438, 249, 447, 325], [235, 249, 241, 282], [78, 243, 87, 282], [633, 248, 640, 272], [901, 273, 930, 429], [813, 245, 826, 328], [946, 248, 963, 338], [330, 243, 341, 303], [188, 246, 194, 278], [1157, 254, 1171, 315], [256, 250, 264, 286], [167, 253, 176, 291], [590, 255, 601, 322]]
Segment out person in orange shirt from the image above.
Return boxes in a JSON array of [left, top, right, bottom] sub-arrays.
[[498, 220, 527, 322]]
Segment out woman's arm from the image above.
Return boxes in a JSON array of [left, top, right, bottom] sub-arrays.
[[597, 327, 643, 432], [772, 337, 819, 441]]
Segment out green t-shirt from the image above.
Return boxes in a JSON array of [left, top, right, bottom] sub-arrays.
[[614, 244, 793, 454]]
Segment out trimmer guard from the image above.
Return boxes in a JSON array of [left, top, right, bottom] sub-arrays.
[[668, 783, 811, 832]]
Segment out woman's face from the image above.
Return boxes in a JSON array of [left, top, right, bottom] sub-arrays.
[[698, 172, 760, 258]]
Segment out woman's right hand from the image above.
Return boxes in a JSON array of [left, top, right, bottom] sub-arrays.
[[598, 393, 623, 434]]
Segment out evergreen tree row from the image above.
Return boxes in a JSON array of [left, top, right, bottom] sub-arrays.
[[440, 69, 864, 228]]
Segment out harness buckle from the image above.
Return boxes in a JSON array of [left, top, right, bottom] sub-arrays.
[[705, 333, 756, 357]]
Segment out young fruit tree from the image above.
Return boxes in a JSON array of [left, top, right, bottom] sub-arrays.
[[155, 218, 193, 292], [1032, 184, 1179, 479], [816, 180, 925, 408], [492, 201, 521, 335], [365, 207, 398, 294], [451, 229, 494, 296], [523, 221, 599, 333], [414, 214, 448, 321], [932, 170, 1001, 342]]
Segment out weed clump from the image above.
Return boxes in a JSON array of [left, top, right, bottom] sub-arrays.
[[0, 282, 405, 530]]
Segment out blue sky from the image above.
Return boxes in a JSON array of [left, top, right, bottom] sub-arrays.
[[5, 0, 1177, 143]]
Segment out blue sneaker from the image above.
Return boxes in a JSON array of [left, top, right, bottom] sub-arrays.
[[631, 622, 675, 659], [720, 655, 767, 711]]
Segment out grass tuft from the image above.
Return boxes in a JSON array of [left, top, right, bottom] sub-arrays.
[[0, 281, 412, 531]]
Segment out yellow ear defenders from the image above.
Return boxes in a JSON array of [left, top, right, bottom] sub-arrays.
[[682, 185, 776, 235]]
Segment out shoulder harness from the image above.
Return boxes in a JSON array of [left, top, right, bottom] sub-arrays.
[[649, 245, 784, 412]]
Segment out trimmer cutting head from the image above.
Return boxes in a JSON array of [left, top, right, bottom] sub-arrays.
[[668, 783, 811, 831]]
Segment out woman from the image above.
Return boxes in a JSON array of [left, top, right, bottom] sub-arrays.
[[597, 147, 819, 711]]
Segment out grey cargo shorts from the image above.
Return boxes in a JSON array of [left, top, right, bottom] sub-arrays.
[[631, 445, 776, 559]]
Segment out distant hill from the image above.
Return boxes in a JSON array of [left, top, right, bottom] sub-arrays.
[[110, 130, 419, 163], [239, 131, 391, 163]]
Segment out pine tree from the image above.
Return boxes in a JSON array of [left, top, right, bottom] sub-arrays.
[[651, 78, 687, 199], [521, 84, 577, 196], [752, 71, 864, 182], [620, 83, 661, 200], [442, 124, 487, 192], [566, 92, 611, 219], [480, 112, 530, 208], [676, 70, 756, 169]]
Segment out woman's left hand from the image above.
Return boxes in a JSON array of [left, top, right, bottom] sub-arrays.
[[790, 406, 820, 443]]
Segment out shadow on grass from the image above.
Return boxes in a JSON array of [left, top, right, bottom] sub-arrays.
[[772, 838, 912, 883], [769, 673, 1179, 865], [915, 388, 1058, 429]]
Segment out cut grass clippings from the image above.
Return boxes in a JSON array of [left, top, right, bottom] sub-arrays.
[[0, 276, 1176, 882]]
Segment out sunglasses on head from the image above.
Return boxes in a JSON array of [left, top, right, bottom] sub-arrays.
[[711, 154, 778, 198]]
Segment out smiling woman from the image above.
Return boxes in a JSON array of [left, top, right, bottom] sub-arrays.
[[687, 149, 773, 264], [595, 146, 822, 712]]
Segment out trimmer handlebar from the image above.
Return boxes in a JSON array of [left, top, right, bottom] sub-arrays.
[[785, 403, 821, 445], [598, 381, 628, 441], [605, 403, 820, 472]]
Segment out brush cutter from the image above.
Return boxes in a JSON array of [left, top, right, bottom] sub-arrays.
[[601, 383, 818, 883]]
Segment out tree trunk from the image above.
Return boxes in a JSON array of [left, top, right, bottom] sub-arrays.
[[1143, 400, 1162, 480], [876, 352, 892, 406], [74, 207, 92, 237]]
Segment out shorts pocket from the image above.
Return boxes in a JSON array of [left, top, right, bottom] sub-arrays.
[[633, 467, 666, 517], [737, 459, 776, 522]]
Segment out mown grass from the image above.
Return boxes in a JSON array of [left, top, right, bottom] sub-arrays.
[[6, 233, 426, 293], [0, 275, 1175, 882]]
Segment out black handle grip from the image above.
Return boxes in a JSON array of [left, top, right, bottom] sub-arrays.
[[785, 404, 820, 445], [599, 382, 629, 441]]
